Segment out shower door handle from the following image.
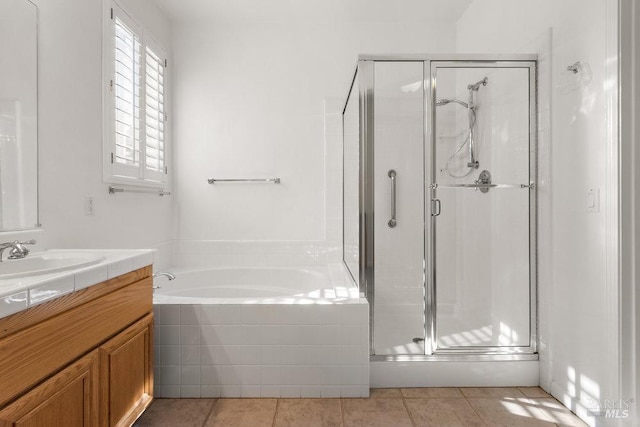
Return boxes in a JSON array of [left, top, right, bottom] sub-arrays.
[[432, 199, 441, 216], [388, 170, 397, 228]]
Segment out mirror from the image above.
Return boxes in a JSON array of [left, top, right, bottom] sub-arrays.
[[0, 0, 38, 231]]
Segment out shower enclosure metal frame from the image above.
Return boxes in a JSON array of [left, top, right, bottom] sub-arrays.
[[343, 54, 538, 362]]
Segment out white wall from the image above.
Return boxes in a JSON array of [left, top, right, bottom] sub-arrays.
[[22, 0, 174, 265], [457, 1, 619, 425], [170, 15, 457, 250]]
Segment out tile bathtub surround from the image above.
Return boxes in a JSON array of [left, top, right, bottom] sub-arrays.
[[154, 302, 369, 398], [172, 240, 343, 269], [135, 387, 588, 427]]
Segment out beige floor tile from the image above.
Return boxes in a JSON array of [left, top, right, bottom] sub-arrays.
[[401, 387, 463, 398], [466, 397, 557, 427], [461, 387, 527, 398], [405, 397, 486, 427], [526, 398, 590, 427], [369, 388, 402, 398], [342, 398, 413, 427], [135, 399, 216, 427], [274, 399, 342, 427], [518, 387, 552, 398], [205, 398, 278, 427]]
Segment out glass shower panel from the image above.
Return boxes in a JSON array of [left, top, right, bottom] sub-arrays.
[[432, 65, 532, 350], [373, 62, 425, 355], [343, 71, 359, 283]]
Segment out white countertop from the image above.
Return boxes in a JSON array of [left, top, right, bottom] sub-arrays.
[[0, 249, 155, 319]]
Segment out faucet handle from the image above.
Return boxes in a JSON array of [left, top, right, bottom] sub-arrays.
[[14, 240, 36, 245], [7, 240, 36, 260]]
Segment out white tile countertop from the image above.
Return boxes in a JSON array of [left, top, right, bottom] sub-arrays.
[[0, 249, 155, 319]]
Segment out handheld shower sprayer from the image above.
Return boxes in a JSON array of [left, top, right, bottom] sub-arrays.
[[435, 76, 488, 176], [435, 99, 469, 108], [465, 77, 487, 169], [467, 77, 488, 91]]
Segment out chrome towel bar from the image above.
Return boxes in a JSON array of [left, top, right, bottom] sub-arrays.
[[108, 186, 171, 196], [207, 178, 281, 184], [429, 182, 534, 190]]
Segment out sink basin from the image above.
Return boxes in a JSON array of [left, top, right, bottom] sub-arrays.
[[0, 252, 106, 279]]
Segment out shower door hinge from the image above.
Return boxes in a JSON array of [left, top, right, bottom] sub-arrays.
[[110, 152, 114, 163], [110, 8, 113, 19], [165, 166, 168, 174]]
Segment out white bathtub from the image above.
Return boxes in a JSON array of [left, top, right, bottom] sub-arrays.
[[152, 263, 370, 399], [153, 264, 359, 303]]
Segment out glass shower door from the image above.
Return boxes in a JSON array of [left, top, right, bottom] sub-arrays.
[[430, 63, 536, 352]]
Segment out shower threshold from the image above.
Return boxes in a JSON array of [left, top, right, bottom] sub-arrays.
[[370, 353, 539, 362]]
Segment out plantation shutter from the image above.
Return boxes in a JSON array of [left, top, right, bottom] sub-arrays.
[[144, 44, 166, 182], [112, 13, 141, 178], [108, 3, 168, 185]]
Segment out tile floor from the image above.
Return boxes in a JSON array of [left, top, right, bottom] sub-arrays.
[[134, 387, 588, 427]]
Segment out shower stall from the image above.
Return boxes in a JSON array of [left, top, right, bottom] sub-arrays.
[[343, 55, 537, 369]]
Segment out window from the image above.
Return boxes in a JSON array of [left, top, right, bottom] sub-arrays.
[[104, 2, 168, 187]]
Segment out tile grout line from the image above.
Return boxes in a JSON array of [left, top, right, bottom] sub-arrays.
[[401, 395, 417, 427], [463, 396, 489, 426], [271, 398, 281, 427], [340, 398, 346, 427], [523, 395, 564, 426], [200, 398, 218, 427]]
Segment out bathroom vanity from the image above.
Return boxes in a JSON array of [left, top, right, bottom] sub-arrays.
[[0, 251, 154, 426]]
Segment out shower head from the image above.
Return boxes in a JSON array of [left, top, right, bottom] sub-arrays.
[[435, 99, 469, 108], [467, 77, 488, 91]]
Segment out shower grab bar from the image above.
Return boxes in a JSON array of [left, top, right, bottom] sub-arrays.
[[388, 170, 397, 228], [207, 178, 281, 184], [430, 183, 534, 190], [108, 186, 171, 196]]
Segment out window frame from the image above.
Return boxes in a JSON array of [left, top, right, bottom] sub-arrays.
[[102, 0, 170, 189]]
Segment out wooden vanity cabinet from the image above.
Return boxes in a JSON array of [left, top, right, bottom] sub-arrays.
[[0, 266, 154, 427]]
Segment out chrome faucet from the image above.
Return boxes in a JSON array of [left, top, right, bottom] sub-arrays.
[[0, 240, 36, 262], [153, 272, 175, 280], [152, 271, 175, 290]]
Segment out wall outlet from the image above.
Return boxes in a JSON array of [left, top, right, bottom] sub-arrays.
[[84, 196, 95, 216], [586, 188, 600, 213]]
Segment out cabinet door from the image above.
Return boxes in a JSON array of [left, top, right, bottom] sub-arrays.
[[99, 314, 153, 427], [0, 350, 99, 427]]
